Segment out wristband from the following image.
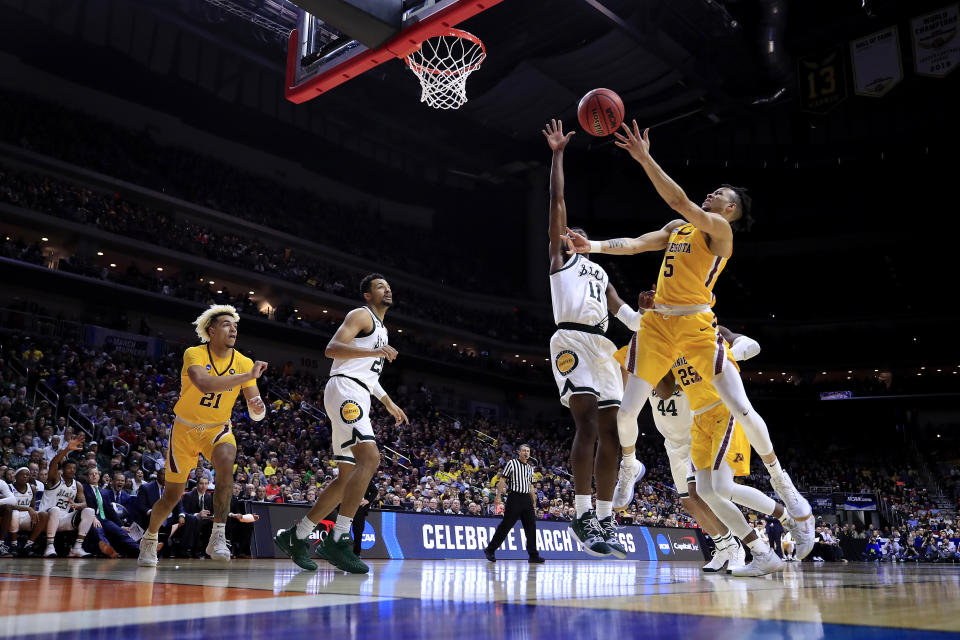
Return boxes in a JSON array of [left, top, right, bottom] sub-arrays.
[[589, 241, 602, 253], [248, 395, 266, 421], [371, 382, 388, 401], [615, 304, 643, 332]]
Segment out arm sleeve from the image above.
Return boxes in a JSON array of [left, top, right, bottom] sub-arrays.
[[730, 336, 761, 361]]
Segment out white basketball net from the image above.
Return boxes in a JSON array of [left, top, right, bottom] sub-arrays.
[[406, 30, 486, 110]]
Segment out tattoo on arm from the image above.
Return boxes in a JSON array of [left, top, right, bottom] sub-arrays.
[[606, 238, 628, 249]]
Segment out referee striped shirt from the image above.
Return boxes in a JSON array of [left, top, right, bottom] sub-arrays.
[[502, 458, 533, 493]]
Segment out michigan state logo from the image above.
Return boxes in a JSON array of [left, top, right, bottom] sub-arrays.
[[340, 400, 363, 424], [555, 350, 579, 377]]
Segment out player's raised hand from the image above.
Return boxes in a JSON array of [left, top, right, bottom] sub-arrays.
[[251, 361, 268, 378], [66, 435, 85, 452], [614, 120, 651, 164], [562, 227, 590, 254], [542, 119, 575, 151], [638, 287, 656, 310], [375, 345, 398, 362], [385, 400, 409, 426]]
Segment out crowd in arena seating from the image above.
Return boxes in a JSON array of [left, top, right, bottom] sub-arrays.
[[1, 331, 953, 563], [0, 162, 546, 346], [0, 91, 507, 296]]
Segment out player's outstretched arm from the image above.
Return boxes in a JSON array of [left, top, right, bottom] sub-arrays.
[[615, 121, 732, 243], [543, 119, 576, 273], [324, 308, 397, 362], [187, 359, 267, 394], [718, 325, 761, 361], [47, 436, 83, 487], [564, 219, 684, 256]]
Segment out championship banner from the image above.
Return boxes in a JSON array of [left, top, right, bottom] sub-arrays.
[[85, 325, 164, 360], [851, 26, 903, 97], [912, 5, 959, 77], [248, 503, 708, 562], [840, 493, 878, 511], [798, 45, 848, 114]]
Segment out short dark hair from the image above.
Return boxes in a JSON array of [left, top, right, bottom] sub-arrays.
[[721, 184, 752, 222], [569, 227, 589, 240], [61, 459, 77, 470], [360, 273, 386, 296]]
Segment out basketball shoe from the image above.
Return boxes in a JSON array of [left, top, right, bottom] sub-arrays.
[[769, 472, 812, 520], [731, 548, 785, 577], [703, 537, 745, 573], [782, 516, 815, 560], [612, 461, 646, 510], [598, 516, 627, 559], [206, 527, 231, 561], [570, 511, 612, 557], [322, 534, 369, 574], [274, 527, 318, 571], [137, 534, 159, 567]]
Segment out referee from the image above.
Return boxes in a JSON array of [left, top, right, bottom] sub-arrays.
[[484, 444, 545, 563]]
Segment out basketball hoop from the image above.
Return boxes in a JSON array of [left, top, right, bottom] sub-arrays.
[[405, 29, 486, 110]]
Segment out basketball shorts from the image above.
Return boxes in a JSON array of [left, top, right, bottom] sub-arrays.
[[323, 376, 374, 465], [627, 311, 738, 387], [13, 509, 34, 532], [690, 404, 751, 476], [45, 507, 84, 532], [166, 417, 236, 483], [549, 329, 623, 408]]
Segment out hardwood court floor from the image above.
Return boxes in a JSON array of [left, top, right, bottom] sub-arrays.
[[1, 559, 958, 639]]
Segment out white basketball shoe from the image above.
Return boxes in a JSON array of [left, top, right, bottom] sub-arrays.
[[731, 548, 785, 577], [612, 460, 646, 510]]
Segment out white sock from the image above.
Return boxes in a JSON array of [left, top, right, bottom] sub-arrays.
[[333, 515, 353, 541], [746, 536, 771, 555], [622, 451, 637, 466], [778, 511, 795, 527], [212, 522, 225, 534], [764, 458, 785, 481], [714, 532, 732, 550], [143, 532, 158, 541], [596, 500, 613, 519], [296, 516, 316, 540], [575, 495, 592, 519]]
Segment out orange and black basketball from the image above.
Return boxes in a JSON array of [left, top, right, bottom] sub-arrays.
[[577, 88, 624, 137]]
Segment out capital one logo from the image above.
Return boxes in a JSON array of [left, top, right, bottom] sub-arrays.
[[673, 536, 700, 552], [656, 533, 671, 555]]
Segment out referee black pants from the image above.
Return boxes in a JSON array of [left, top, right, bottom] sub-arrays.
[[487, 492, 539, 557]]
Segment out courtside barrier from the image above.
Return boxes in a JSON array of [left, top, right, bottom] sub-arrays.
[[249, 503, 708, 561]]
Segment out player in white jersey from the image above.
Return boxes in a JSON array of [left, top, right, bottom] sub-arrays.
[[0, 467, 50, 556], [275, 273, 408, 574], [543, 120, 649, 558], [40, 436, 96, 558]]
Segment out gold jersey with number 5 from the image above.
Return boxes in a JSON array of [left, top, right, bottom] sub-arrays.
[[173, 345, 255, 424], [629, 222, 734, 386]]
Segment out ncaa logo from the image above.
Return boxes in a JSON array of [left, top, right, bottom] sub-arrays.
[[205, 364, 212, 371], [340, 400, 363, 424], [555, 350, 579, 377], [361, 521, 376, 549], [656, 533, 671, 555]]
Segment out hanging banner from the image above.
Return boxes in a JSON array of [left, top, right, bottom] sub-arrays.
[[851, 26, 903, 97], [798, 45, 848, 114], [912, 4, 960, 77]]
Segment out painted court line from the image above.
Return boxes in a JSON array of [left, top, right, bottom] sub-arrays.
[[0, 593, 390, 637]]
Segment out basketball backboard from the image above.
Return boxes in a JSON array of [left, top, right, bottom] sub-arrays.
[[285, 0, 503, 104]]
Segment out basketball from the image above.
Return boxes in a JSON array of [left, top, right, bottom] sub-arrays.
[[577, 88, 624, 137]]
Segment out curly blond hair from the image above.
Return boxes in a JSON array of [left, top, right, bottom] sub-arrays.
[[193, 305, 240, 343]]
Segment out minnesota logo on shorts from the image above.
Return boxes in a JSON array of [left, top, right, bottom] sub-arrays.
[[690, 404, 750, 476], [555, 350, 579, 377], [340, 400, 363, 424]]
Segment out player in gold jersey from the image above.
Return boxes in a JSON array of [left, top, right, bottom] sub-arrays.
[[565, 121, 812, 576], [138, 305, 267, 567]]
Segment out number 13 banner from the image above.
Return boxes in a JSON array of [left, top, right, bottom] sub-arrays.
[[912, 4, 959, 78], [851, 26, 903, 97], [798, 45, 848, 114]]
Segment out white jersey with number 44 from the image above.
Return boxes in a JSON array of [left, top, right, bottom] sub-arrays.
[[650, 387, 693, 443], [550, 254, 610, 330], [328, 306, 389, 390]]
